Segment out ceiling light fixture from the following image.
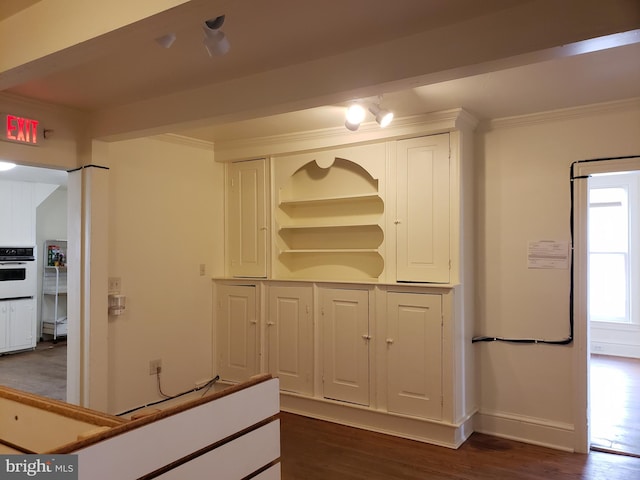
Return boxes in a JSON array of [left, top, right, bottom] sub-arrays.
[[344, 100, 394, 131], [155, 33, 176, 49], [345, 104, 366, 131], [203, 15, 230, 57], [369, 104, 394, 128], [0, 161, 17, 171]]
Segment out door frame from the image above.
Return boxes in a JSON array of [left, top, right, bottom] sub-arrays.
[[572, 155, 640, 453]]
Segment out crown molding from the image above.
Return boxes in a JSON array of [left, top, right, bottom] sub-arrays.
[[213, 108, 478, 162], [0, 91, 85, 118], [481, 97, 640, 132], [152, 133, 214, 150]]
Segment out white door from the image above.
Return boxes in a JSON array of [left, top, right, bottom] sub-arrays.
[[396, 134, 450, 283], [386, 292, 442, 420], [227, 159, 267, 278], [267, 284, 313, 395], [321, 288, 370, 406], [217, 284, 258, 382]]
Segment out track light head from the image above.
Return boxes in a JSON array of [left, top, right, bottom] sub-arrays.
[[369, 104, 394, 128], [203, 15, 230, 56], [205, 15, 226, 30], [345, 104, 366, 131], [344, 101, 394, 131], [155, 33, 176, 49]]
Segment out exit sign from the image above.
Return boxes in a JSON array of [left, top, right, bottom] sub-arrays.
[[1, 113, 40, 146]]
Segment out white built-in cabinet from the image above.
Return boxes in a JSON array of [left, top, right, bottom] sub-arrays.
[[216, 283, 259, 383], [320, 287, 370, 406], [395, 135, 450, 283], [226, 159, 268, 278], [216, 109, 477, 448], [385, 291, 442, 420], [0, 299, 36, 354], [267, 283, 313, 395]]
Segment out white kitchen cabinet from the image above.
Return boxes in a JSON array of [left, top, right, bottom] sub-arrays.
[[226, 159, 268, 278], [216, 284, 258, 383], [320, 287, 370, 406], [385, 291, 442, 420], [267, 284, 313, 395], [0, 181, 34, 245], [0, 298, 36, 354], [395, 134, 451, 283]]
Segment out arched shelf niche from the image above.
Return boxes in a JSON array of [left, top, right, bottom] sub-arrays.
[[276, 156, 385, 281]]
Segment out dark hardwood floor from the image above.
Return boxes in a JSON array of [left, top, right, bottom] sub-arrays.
[[2, 345, 640, 478], [280, 412, 640, 480], [0, 339, 66, 401], [591, 354, 640, 457]]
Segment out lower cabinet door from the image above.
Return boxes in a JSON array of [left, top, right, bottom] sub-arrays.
[[267, 284, 313, 395], [0, 299, 35, 354], [321, 288, 370, 406], [217, 284, 258, 383], [386, 292, 442, 420]]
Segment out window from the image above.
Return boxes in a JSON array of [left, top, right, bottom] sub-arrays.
[[588, 173, 639, 324]]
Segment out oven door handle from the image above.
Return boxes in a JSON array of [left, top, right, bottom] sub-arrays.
[[0, 296, 34, 301], [0, 262, 27, 266]]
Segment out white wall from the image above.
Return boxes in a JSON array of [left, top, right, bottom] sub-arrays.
[[475, 100, 640, 449], [105, 136, 223, 413]]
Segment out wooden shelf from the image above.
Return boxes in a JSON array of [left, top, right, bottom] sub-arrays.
[[279, 222, 380, 230], [280, 249, 380, 254], [279, 193, 380, 207]]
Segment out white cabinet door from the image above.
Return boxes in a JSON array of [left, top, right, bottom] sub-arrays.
[[8, 299, 35, 351], [267, 284, 313, 395], [217, 284, 258, 382], [396, 134, 450, 283], [227, 159, 267, 278], [0, 299, 36, 354], [386, 292, 442, 420], [321, 288, 370, 406], [0, 302, 8, 351]]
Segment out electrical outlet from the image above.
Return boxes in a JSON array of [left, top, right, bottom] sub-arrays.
[[199, 264, 206, 276], [109, 277, 121, 293], [149, 359, 162, 375]]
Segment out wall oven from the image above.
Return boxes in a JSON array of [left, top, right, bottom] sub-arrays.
[[0, 247, 36, 299]]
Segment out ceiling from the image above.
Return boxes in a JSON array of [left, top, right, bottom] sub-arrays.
[[1, 0, 639, 146]]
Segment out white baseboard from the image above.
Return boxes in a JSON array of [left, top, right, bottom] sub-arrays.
[[281, 392, 475, 449], [475, 410, 575, 452], [591, 342, 640, 359]]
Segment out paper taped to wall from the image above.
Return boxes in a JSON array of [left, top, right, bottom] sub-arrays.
[[527, 240, 569, 269]]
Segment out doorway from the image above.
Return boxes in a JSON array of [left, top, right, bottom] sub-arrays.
[[573, 157, 640, 456], [587, 171, 640, 457], [0, 164, 70, 401]]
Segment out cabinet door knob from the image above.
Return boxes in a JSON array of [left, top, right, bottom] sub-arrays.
[[394, 219, 401, 225], [386, 338, 394, 344], [267, 321, 275, 326], [249, 320, 257, 325], [362, 334, 371, 340]]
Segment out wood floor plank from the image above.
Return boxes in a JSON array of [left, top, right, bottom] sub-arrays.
[[591, 354, 640, 456], [280, 412, 640, 480]]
